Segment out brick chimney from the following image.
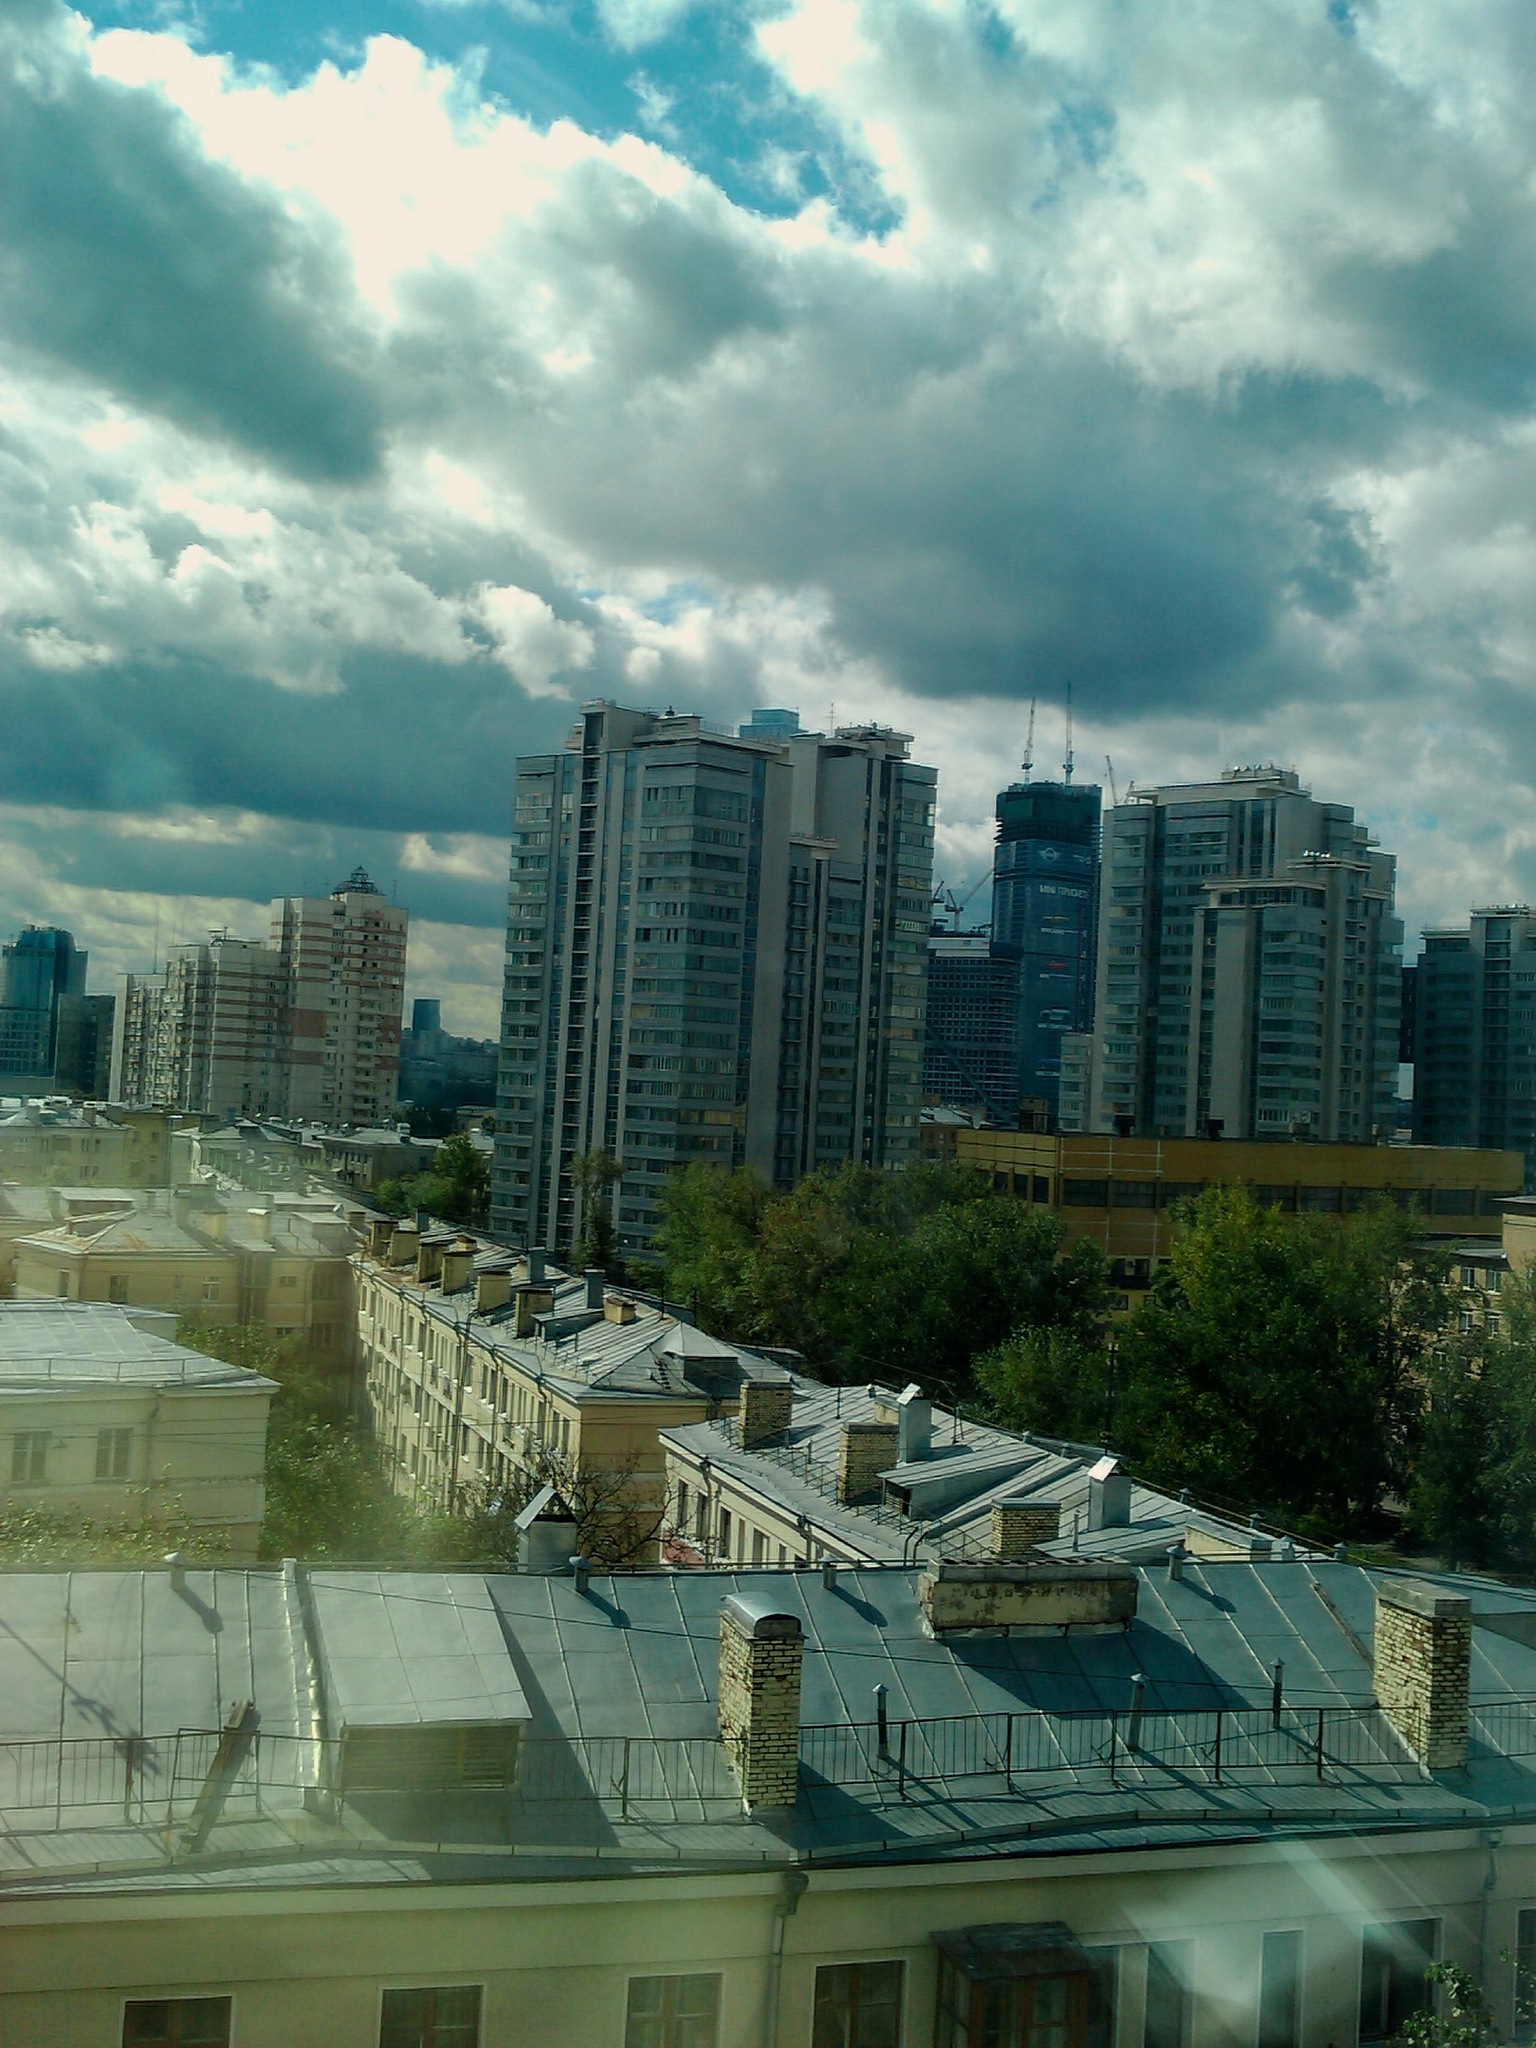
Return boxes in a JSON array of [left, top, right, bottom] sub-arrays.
[[838, 1420, 899, 1504], [991, 1499, 1062, 1561], [1374, 1578, 1472, 1769], [440, 1239, 476, 1293], [740, 1380, 793, 1448], [718, 1595, 803, 1811]]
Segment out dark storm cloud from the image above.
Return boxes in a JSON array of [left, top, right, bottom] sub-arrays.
[[0, 646, 578, 837], [0, 2, 381, 482]]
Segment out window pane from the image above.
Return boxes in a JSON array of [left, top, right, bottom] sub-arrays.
[[1146, 1942, 1193, 2048], [626, 1974, 720, 2048], [1360, 1922, 1436, 2047], [380, 1990, 430, 2048], [1259, 1932, 1301, 2048], [814, 1962, 903, 2048], [122, 1997, 232, 2048]]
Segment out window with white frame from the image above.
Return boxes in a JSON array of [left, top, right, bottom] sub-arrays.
[[624, 1973, 720, 2048], [10, 1432, 48, 1485]]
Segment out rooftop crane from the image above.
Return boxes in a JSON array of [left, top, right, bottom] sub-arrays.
[[1063, 682, 1075, 785], [1105, 754, 1119, 807], [1021, 697, 1036, 780]]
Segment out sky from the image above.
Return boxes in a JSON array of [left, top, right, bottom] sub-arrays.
[[5, 0, 1536, 1037]]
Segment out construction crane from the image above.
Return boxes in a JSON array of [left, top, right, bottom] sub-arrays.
[[1021, 697, 1036, 780], [930, 874, 990, 931], [1105, 755, 1119, 807], [1063, 682, 1075, 785]]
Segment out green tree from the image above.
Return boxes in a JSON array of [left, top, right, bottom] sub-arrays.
[[569, 1147, 624, 1275], [976, 1320, 1114, 1445], [1391, 1964, 1501, 2048], [1412, 1267, 1536, 1571], [1108, 1186, 1448, 1533], [653, 1161, 1108, 1400], [374, 1130, 490, 1229]]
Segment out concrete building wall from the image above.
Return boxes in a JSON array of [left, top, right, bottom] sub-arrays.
[[0, 1824, 1529, 2048]]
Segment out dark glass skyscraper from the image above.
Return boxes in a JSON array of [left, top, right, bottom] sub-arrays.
[[0, 926, 86, 1079], [990, 779, 1102, 1117]]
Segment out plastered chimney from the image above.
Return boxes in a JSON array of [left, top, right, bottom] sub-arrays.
[[369, 1218, 394, 1258], [513, 1284, 555, 1337], [718, 1594, 803, 1811], [440, 1239, 476, 1293], [416, 1238, 444, 1285], [476, 1267, 512, 1314], [388, 1221, 419, 1268], [1374, 1578, 1471, 1769]]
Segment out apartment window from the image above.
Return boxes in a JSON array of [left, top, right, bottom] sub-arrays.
[[96, 1428, 132, 1481], [1145, 1942, 1193, 2048], [202, 1281, 221, 1303], [937, 1936, 1112, 2048], [752, 1529, 767, 1564], [10, 1432, 47, 1485], [122, 1998, 232, 2048], [379, 1985, 481, 2048], [108, 1274, 128, 1304], [624, 1972, 721, 2048], [1359, 1921, 1436, 2047], [813, 1960, 903, 2048], [1258, 1932, 1301, 2048]]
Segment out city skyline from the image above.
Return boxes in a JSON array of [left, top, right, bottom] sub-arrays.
[[2, 3, 1536, 1038]]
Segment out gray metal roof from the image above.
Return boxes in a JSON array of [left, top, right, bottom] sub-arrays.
[[308, 1572, 529, 1732], [3, 1557, 1536, 1893], [0, 1301, 277, 1390], [662, 1381, 1295, 1567]]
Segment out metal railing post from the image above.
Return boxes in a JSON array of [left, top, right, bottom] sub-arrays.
[[897, 1720, 908, 1800], [1272, 1661, 1284, 1730], [1213, 1709, 1223, 1783], [619, 1736, 631, 1820], [1316, 1708, 1326, 1781], [1004, 1713, 1014, 1793]]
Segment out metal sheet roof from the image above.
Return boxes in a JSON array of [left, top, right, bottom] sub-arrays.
[[307, 1573, 529, 1732]]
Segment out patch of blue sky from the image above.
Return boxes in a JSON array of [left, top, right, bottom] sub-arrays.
[[86, 0, 901, 233]]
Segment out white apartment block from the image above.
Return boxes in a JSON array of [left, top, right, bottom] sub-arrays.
[[1081, 766, 1402, 1142], [112, 870, 408, 1125], [0, 1299, 274, 1558]]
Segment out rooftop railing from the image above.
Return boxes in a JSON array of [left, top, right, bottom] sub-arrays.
[[8, 1697, 1536, 1840]]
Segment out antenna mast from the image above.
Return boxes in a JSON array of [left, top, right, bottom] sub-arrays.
[[1062, 683, 1075, 785], [1021, 697, 1036, 781]]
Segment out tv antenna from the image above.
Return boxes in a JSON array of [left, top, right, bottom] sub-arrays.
[[1062, 682, 1075, 785], [1021, 697, 1036, 780]]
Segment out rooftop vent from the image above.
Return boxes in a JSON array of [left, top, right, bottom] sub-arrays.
[[513, 1485, 579, 1574], [897, 1383, 931, 1464], [1087, 1455, 1132, 1532], [919, 1559, 1137, 1635]]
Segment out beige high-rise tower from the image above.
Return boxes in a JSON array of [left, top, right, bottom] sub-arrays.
[[270, 870, 408, 1126], [112, 872, 408, 1125]]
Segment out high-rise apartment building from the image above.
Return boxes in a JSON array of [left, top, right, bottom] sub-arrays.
[[1415, 906, 1536, 1177], [491, 704, 934, 1256], [0, 927, 86, 1080], [111, 873, 407, 1124], [1069, 766, 1401, 1141], [51, 993, 115, 1099], [270, 869, 408, 1126]]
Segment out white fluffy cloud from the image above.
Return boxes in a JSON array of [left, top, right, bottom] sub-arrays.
[[2, 0, 1536, 1020]]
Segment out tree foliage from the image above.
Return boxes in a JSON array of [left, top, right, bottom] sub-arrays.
[[652, 1161, 1110, 1397], [374, 1130, 490, 1229], [569, 1147, 624, 1276], [1411, 1267, 1536, 1571]]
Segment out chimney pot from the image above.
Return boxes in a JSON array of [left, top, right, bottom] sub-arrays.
[[571, 1555, 591, 1596], [164, 1551, 186, 1594]]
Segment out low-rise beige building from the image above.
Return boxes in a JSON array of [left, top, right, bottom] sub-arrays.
[[1, 1553, 1536, 2047], [0, 1299, 273, 1557], [10, 1189, 359, 1361], [356, 1219, 790, 1556], [0, 1102, 177, 1187]]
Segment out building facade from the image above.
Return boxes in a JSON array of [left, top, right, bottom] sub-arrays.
[[992, 777, 1102, 1118], [1415, 906, 1536, 1182], [1078, 767, 1402, 1141], [6, 1555, 1536, 2048], [0, 926, 86, 1081], [111, 872, 408, 1125], [921, 935, 1029, 1125], [0, 1299, 273, 1557], [491, 704, 934, 1257]]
